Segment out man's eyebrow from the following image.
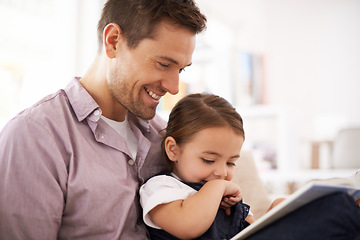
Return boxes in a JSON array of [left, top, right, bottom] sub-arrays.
[[159, 56, 192, 67]]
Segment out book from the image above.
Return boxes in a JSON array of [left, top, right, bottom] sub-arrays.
[[230, 181, 360, 240]]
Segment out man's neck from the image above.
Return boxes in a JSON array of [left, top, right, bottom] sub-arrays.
[[79, 55, 128, 122]]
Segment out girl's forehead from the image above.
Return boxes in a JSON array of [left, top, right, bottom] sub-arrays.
[[182, 127, 244, 153], [190, 126, 242, 140]]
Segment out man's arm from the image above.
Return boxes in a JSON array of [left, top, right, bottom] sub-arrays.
[[0, 117, 67, 239]]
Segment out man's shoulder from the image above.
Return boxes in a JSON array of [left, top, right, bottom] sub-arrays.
[[2, 90, 74, 136], [149, 114, 167, 130], [15, 90, 69, 122]]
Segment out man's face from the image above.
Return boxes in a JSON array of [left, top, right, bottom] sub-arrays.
[[108, 21, 196, 120]]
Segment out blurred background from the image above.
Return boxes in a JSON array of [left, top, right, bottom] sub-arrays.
[[1, 0, 359, 197]]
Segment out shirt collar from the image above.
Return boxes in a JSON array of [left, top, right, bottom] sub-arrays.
[[171, 172, 182, 181], [64, 77, 151, 131], [128, 112, 150, 132], [64, 77, 101, 122]]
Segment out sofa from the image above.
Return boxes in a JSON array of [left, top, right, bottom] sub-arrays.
[[233, 151, 360, 219], [231, 151, 272, 219]]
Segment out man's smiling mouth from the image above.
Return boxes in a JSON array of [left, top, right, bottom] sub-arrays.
[[145, 88, 161, 100]]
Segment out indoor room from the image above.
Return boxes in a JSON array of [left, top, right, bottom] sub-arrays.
[[1, 0, 359, 213]]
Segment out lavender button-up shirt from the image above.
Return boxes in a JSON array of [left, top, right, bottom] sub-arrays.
[[0, 78, 167, 240]]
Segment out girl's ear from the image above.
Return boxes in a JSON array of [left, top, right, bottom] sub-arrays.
[[164, 136, 179, 162]]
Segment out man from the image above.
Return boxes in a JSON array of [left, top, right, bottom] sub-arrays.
[[2, 1, 360, 239], [0, 0, 206, 239]]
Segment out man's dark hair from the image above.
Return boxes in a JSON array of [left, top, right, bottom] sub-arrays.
[[97, 0, 207, 51]]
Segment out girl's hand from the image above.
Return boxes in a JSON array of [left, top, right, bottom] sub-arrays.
[[220, 196, 240, 215], [220, 181, 242, 216]]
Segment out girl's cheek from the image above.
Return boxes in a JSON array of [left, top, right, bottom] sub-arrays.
[[227, 171, 235, 181]]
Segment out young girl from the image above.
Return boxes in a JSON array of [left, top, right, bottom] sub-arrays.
[[140, 93, 255, 240]]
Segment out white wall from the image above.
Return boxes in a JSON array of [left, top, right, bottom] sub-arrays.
[[1, 0, 359, 169], [263, 0, 360, 166], [0, 0, 101, 129], [196, 0, 360, 168]]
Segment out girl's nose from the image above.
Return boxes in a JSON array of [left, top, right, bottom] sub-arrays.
[[213, 165, 228, 179]]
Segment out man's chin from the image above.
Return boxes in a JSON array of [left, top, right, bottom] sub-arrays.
[[131, 107, 156, 120], [138, 114, 155, 120]]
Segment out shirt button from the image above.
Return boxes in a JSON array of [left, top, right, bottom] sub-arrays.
[[128, 159, 135, 166], [94, 110, 100, 116]]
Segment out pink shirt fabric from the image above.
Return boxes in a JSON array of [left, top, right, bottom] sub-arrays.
[[0, 78, 167, 240]]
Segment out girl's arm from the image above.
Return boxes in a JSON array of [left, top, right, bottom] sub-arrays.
[[149, 179, 242, 239], [245, 214, 256, 224], [267, 198, 287, 211]]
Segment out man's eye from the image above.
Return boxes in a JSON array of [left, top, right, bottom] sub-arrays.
[[179, 68, 185, 73], [158, 62, 169, 68]]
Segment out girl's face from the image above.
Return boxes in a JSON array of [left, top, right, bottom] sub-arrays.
[[166, 126, 244, 183]]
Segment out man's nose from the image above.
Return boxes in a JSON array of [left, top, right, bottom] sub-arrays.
[[161, 72, 179, 95]]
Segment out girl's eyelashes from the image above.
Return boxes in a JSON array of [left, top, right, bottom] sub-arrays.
[[227, 162, 236, 167], [201, 158, 214, 164], [201, 158, 236, 167]]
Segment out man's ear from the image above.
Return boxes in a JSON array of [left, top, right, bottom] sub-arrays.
[[103, 23, 123, 59], [164, 136, 179, 162]]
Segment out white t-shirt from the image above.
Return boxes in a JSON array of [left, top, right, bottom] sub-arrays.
[[140, 173, 253, 229], [139, 174, 197, 229], [102, 114, 138, 159]]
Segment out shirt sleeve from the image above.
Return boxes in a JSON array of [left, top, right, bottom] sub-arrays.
[[0, 116, 67, 239], [139, 175, 197, 229]]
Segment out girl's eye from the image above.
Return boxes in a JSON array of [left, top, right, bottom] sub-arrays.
[[227, 162, 236, 167], [179, 68, 185, 73], [202, 158, 214, 164]]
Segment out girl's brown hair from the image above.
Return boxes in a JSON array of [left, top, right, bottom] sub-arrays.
[[162, 93, 245, 170]]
